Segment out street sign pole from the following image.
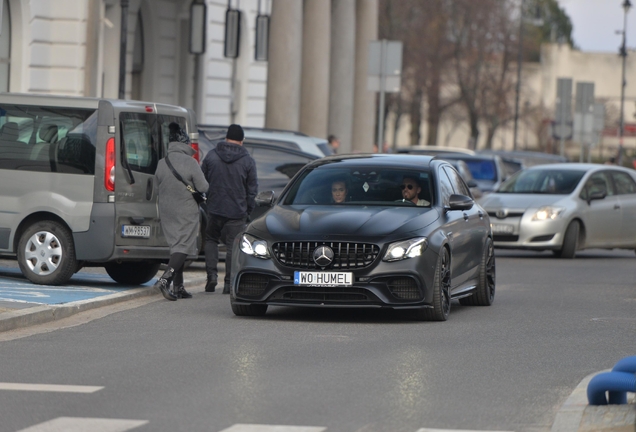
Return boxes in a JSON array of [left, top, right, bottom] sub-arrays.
[[554, 78, 573, 157], [376, 40, 387, 154], [368, 40, 402, 153]]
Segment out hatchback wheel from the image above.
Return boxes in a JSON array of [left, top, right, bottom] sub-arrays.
[[17, 220, 77, 286], [416, 247, 451, 321], [554, 220, 579, 259]]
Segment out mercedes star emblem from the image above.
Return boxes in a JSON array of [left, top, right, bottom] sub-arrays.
[[313, 246, 334, 266]]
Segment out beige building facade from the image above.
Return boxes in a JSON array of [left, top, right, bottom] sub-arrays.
[[0, 0, 379, 151], [389, 43, 636, 161]]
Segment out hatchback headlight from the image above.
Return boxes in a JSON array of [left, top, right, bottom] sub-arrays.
[[532, 206, 564, 221], [240, 234, 270, 259], [383, 237, 428, 262]]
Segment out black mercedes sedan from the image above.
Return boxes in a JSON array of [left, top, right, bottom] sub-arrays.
[[229, 154, 495, 321]]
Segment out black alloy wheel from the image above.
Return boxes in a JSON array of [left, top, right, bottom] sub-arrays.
[[416, 247, 451, 321], [460, 237, 495, 306]]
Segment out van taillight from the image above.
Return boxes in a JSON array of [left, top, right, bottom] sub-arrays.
[[191, 142, 200, 162], [105, 137, 115, 192]]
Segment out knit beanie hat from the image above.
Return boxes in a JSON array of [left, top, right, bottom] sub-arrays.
[[226, 124, 245, 142], [168, 122, 190, 145]]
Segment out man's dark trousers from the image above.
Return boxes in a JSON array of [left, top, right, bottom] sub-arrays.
[[204, 214, 246, 291]]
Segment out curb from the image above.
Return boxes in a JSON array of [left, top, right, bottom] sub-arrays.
[[552, 370, 636, 432], [0, 276, 207, 333]]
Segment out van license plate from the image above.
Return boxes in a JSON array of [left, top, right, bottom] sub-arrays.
[[122, 225, 151, 238], [294, 271, 353, 286]]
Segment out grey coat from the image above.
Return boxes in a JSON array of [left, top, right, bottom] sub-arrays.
[[155, 142, 209, 256]]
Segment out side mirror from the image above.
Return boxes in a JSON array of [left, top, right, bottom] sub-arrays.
[[255, 190, 275, 207], [587, 191, 606, 204], [447, 194, 474, 211]]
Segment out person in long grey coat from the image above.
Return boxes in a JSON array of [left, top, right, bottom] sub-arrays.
[[154, 123, 209, 300]]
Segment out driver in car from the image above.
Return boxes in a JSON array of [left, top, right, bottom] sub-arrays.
[[331, 179, 348, 204], [401, 176, 429, 206]]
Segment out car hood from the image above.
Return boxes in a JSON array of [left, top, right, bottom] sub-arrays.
[[250, 205, 440, 240], [480, 193, 566, 210]]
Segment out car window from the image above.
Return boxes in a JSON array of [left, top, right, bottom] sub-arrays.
[[581, 172, 615, 200], [0, 104, 97, 174], [443, 166, 471, 197], [283, 166, 433, 207], [499, 169, 585, 194], [120, 113, 159, 174], [463, 159, 497, 181], [611, 171, 636, 195], [251, 147, 314, 181]]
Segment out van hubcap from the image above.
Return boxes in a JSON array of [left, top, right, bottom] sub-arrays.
[[24, 231, 62, 276]]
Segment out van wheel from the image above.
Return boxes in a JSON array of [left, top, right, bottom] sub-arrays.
[[17, 220, 77, 286], [104, 261, 161, 285]]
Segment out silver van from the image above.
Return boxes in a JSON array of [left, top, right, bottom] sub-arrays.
[[0, 93, 199, 285]]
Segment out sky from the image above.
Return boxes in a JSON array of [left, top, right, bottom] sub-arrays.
[[558, 0, 634, 52]]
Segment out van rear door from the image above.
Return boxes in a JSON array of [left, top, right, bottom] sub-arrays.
[[114, 110, 167, 250]]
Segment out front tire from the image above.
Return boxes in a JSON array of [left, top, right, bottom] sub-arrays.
[[460, 238, 495, 306], [415, 247, 451, 321], [554, 221, 579, 259], [17, 220, 77, 286], [231, 299, 268, 317], [104, 261, 161, 285]]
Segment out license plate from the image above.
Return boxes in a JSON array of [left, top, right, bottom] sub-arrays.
[[294, 271, 353, 286], [121, 225, 151, 238], [491, 223, 514, 235]]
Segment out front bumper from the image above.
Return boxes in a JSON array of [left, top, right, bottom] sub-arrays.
[[231, 248, 439, 309], [490, 215, 568, 250]]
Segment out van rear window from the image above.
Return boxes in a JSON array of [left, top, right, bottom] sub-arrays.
[[0, 104, 97, 174]]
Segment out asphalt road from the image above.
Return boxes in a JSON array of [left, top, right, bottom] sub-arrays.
[[0, 249, 635, 432]]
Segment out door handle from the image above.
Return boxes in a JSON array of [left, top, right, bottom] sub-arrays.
[[146, 178, 154, 201], [478, 211, 484, 219], [614, 204, 621, 210], [463, 213, 469, 221]]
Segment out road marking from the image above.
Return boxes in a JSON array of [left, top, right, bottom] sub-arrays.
[[17, 417, 147, 432], [218, 425, 326, 432], [416, 429, 514, 432], [0, 382, 103, 393]]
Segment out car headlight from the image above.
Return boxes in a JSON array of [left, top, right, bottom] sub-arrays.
[[532, 206, 565, 221], [240, 234, 270, 259], [383, 237, 428, 262]]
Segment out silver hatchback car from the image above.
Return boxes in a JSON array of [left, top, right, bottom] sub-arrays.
[[479, 163, 636, 258]]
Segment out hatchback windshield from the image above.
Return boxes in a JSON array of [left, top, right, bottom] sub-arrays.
[[283, 166, 434, 207], [498, 169, 585, 194]]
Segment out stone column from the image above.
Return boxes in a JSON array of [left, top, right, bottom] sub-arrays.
[[353, 0, 378, 153], [328, 0, 356, 153], [265, 0, 303, 130], [299, 0, 331, 138]]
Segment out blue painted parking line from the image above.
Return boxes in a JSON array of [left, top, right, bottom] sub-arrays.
[[0, 266, 154, 306]]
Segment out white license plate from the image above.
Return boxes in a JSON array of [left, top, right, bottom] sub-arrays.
[[294, 271, 353, 286], [121, 225, 151, 238], [491, 223, 514, 235]]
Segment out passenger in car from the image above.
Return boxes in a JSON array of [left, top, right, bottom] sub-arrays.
[[331, 179, 348, 204], [401, 176, 430, 206]]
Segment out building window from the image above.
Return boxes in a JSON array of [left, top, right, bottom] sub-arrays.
[[0, 0, 10, 92]]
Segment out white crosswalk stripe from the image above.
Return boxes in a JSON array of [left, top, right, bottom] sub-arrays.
[[415, 429, 514, 432], [16, 417, 147, 432], [218, 425, 326, 432], [0, 382, 103, 393]]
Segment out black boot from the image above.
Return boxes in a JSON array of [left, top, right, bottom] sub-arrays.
[[153, 267, 177, 301], [222, 283, 230, 295], [174, 285, 193, 299], [205, 275, 218, 293]]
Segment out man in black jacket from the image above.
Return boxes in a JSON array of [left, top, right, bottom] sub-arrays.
[[201, 124, 258, 294]]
